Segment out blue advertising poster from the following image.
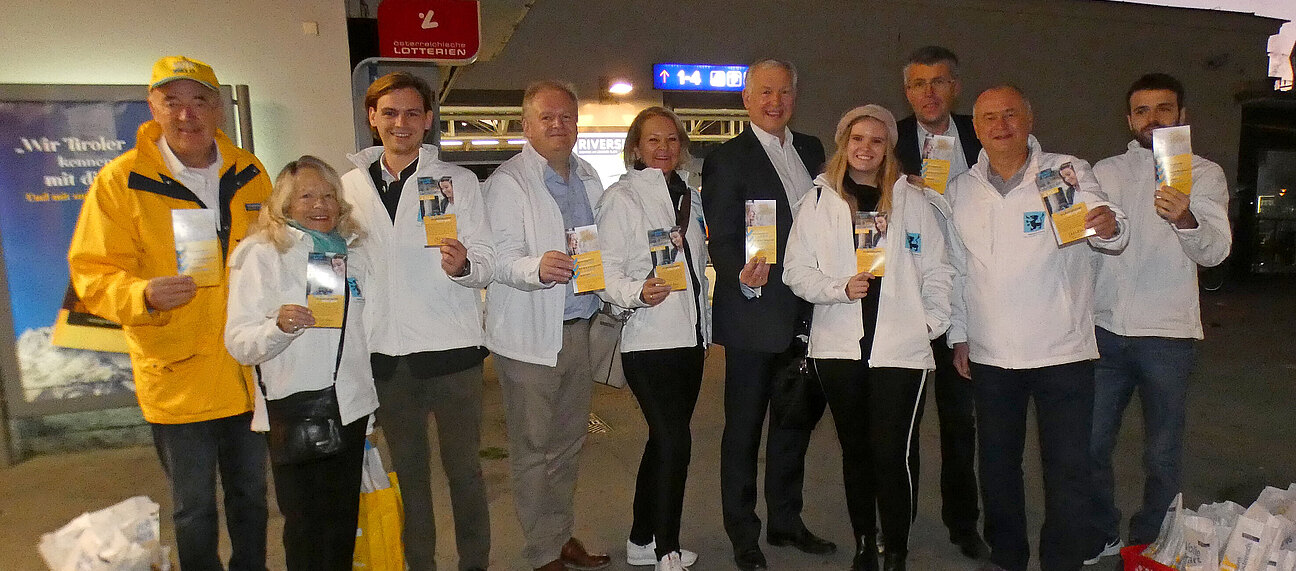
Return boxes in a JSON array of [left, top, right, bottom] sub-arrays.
[[0, 99, 150, 402]]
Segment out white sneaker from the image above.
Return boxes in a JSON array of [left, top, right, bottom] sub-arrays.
[[655, 551, 687, 571], [627, 539, 698, 567], [1083, 538, 1124, 565]]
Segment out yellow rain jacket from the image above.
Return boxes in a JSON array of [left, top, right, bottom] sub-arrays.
[[68, 120, 272, 424]]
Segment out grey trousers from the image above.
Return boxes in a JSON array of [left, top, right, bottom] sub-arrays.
[[492, 318, 595, 568], [373, 361, 490, 571]]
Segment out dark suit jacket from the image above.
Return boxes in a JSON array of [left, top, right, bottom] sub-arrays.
[[896, 113, 981, 176], [702, 128, 825, 354]]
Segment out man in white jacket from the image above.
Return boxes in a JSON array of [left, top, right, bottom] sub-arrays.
[[339, 72, 494, 571], [945, 86, 1128, 571], [1084, 73, 1231, 564], [482, 80, 611, 571]]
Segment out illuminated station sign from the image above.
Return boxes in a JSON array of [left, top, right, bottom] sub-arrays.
[[652, 63, 747, 92]]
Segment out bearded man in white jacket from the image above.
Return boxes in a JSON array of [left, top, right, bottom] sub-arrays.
[[1083, 73, 1231, 565], [945, 86, 1128, 571], [339, 72, 494, 571]]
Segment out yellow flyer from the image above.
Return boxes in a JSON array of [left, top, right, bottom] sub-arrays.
[[649, 227, 687, 291], [1153, 125, 1193, 195], [745, 199, 777, 264], [853, 210, 887, 276], [419, 176, 458, 246], [305, 252, 346, 328], [1037, 163, 1096, 245], [171, 208, 221, 287], [920, 134, 956, 194], [567, 224, 605, 293]]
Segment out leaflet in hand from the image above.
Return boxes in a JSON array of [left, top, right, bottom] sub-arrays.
[[418, 176, 457, 247], [305, 252, 346, 328], [745, 199, 777, 264], [920, 134, 956, 194], [1153, 125, 1193, 195], [1036, 162, 1094, 246], [649, 227, 687, 291], [171, 208, 221, 287], [854, 210, 887, 277], [566, 224, 605, 293]]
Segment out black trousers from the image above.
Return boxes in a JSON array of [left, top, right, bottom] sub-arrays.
[[624, 345, 705, 559], [720, 345, 818, 550], [815, 360, 926, 551], [930, 336, 981, 539], [269, 415, 368, 571], [971, 361, 1095, 571]]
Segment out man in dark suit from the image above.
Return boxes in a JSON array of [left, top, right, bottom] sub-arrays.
[[895, 45, 990, 562], [702, 58, 832, 571]]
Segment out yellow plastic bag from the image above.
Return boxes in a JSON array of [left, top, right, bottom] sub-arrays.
[[353, 441, 404, 570]]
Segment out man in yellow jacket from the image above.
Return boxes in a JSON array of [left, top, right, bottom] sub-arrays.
[[67, 56, 272, 571]]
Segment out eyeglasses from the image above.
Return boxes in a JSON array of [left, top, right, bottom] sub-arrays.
[[906, 77, 955, 92]]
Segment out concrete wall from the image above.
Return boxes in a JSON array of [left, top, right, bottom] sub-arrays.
[[453, 0, 1283, 183], [0, 0, 356, 175]]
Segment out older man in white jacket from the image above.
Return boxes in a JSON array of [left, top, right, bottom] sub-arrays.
[[483, 80, 612, 571], [1084, 73, 1232, 565], [944, 86, 1128, 571]]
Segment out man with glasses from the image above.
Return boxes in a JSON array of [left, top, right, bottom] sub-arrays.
[[895, 45, 988, 562]]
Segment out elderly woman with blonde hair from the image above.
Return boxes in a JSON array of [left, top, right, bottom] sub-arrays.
[[224, 155, 377, 571]]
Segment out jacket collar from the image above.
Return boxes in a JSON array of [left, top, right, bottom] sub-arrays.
[[517, 142, 599, 185], [131, 120, 243, 183], [969, 134, 1042, 187], [347, 143, 441, 172]]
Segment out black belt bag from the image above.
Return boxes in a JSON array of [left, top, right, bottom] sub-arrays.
[[261, 276, 349, 466]]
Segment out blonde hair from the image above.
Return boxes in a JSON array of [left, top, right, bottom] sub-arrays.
[[256, 155, 363, 252], [824, 115, 900, 213], [622, 106, 692, 170]]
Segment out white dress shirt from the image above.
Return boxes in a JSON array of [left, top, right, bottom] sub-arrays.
[[157, 136, 223, 217], [749, 123, 815, 210]]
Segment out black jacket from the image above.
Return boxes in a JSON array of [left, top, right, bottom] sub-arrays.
[[701, 128, 825, 353], [895, 114, 981, 176]]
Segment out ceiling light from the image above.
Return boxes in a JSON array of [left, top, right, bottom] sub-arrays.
[[607, 80, 633, 95]]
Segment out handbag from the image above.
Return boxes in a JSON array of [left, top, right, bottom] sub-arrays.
[[262, 278, 349, 465], [589, 302, 633, 388], [354, 440, 405, 570], [769, 294, 826, 429]]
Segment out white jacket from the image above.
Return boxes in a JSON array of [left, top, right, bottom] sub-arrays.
[[1093, 141, 1231, 339], [340, 144, 494, 356], [483, 144, 605, 366], [785, 174, 953, 367], [946, 136, 1129, 369], [225, 229, 378, 431], [596, 167, 711, 352]]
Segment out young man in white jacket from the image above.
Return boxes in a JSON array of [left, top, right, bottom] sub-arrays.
[[339, 72, 494, 571], [945, 86, 1128, 571], [1084, 73, 1231, 564], [482, 80, 612, 571]]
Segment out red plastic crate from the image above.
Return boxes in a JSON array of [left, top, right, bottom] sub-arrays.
[[1121, 544, 1175, 571]]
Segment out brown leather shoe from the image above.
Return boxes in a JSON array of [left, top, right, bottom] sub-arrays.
[[534, 559, 566, 571], [560, 537, 611, 570]]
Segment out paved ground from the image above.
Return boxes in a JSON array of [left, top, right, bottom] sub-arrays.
[[2, 276, 1294, 570]]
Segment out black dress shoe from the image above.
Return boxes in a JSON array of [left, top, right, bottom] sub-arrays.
[[852, 536, 879, 571], [881, 550, 907, 571], [768, 528, 838, 555], [952, 531, 991, 561], [734, 546, 768, 570]]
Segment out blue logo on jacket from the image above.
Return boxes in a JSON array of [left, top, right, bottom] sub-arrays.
[[1024, 211, 1046, 234], [906, 232, 921, 253]]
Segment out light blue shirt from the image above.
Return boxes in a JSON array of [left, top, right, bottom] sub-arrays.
[[543, 157, 600, 320]]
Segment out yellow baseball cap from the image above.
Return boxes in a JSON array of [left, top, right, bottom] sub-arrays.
[[149, 56, 220, 91]]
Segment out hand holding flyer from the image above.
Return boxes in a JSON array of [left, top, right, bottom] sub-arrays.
[[171, 208, 221, 287], [920, 134, 956, 194], [744, 199, 777, 264], [1036, 162, 1094, 246], [305, 252, 346, 328], [1153, 125, 1193, 195], [566, 224, 605, 293], [419, 176, 457, 247], [649, 227, 687, 291], [854, 210, 887, 277]]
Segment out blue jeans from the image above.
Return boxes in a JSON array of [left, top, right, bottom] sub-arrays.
[[972, 360, 1095, 571], [151, 412, 268, 571], [1090, 327, 1195, 545]]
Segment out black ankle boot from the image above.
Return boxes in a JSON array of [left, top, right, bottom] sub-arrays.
[[851, 536, 879, 571], [881, 549, 907, 571]]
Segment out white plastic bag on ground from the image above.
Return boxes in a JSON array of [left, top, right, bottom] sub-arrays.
[[1180, 513, 1219, 571], [1220, 509, 1268, 571], [1144, 493, 1185, 566], [38, 496, 171, 571]]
